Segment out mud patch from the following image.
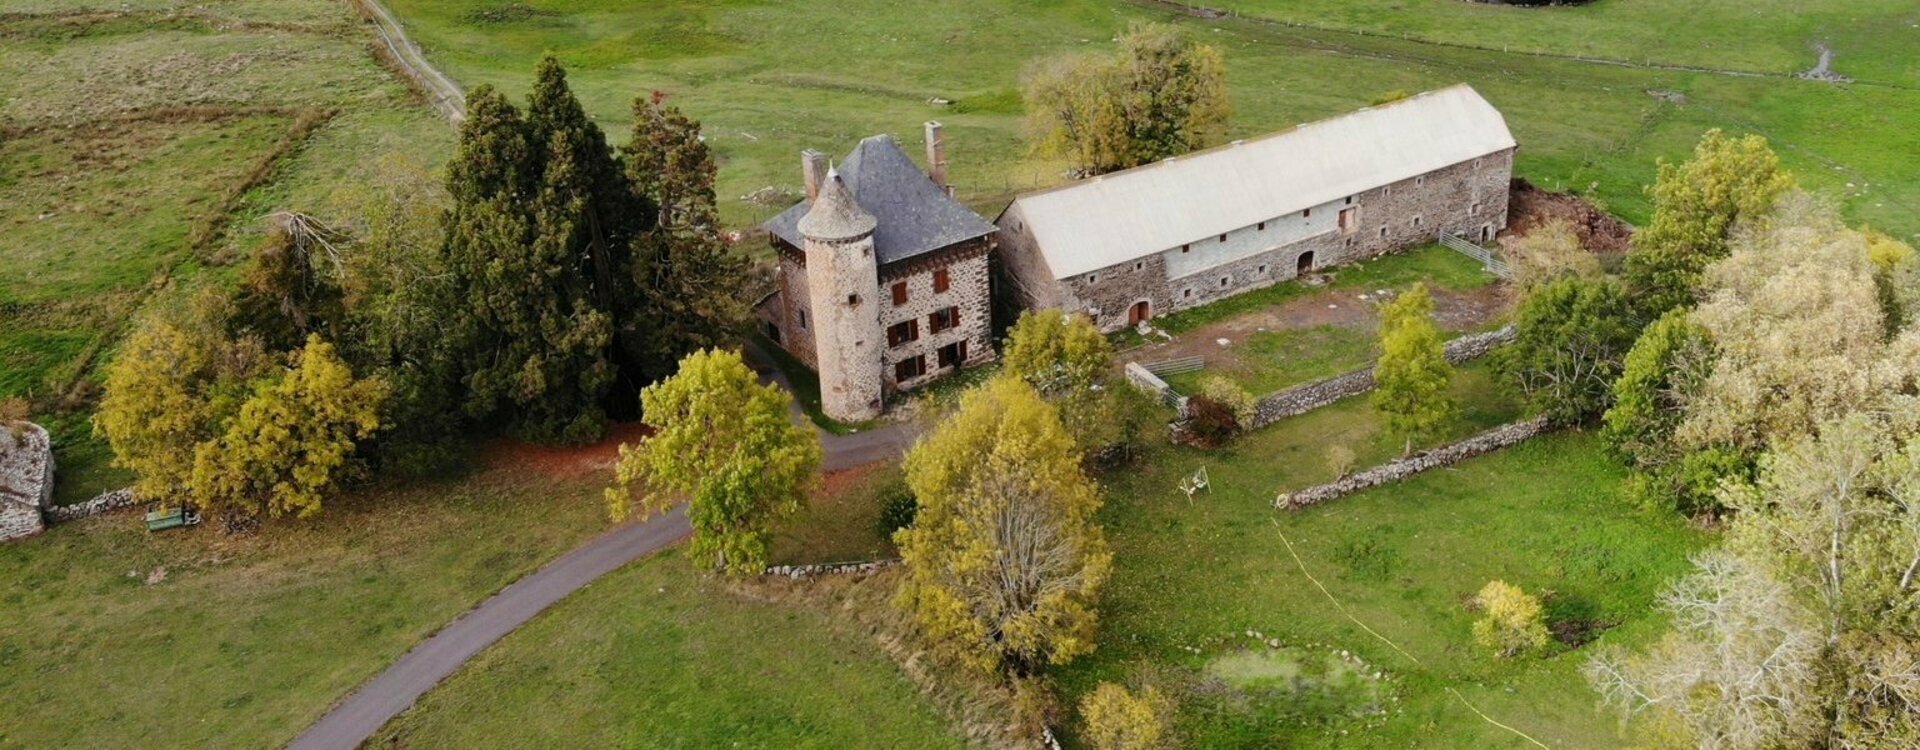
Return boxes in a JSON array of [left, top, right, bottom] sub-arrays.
[[483, 421, 653, 478], [1503, 179, 1634, 258]]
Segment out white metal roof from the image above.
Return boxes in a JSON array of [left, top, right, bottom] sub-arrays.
[[1005, 85, 1515, 279]]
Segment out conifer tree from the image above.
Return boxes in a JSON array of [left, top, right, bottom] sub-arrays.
[[525, 56, 649, 313]]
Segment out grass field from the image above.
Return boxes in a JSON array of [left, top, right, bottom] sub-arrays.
[[370, 551, 965, 749], [1062, 415, 1705, 747], [0, 0, 454, 502], [376, 0, 1920, 241]]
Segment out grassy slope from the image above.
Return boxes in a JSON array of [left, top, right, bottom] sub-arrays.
[[376, 0, 1920, 239], [1064, 414, 1705, 747], [0, 466, 607, 749], [0, 1, 454, 502], [370, 551, 963, 750]]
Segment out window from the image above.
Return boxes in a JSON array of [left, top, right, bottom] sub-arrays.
[[1219, 276, 1229, 288], [1413, 216, 1423, 228], [891, 281, 908, 306], [937, 341, 968, 369], [1257, 221, 1266, 231], [797, 309, 809, 330], [1339, 206, 1358, 234], [1258, 264, 1268, 275], [847, 293, 861, 306], [1344, 238, 1355, 249], [1218, 234, 1227, 243], [928, 305, 960, 334], [1473, 158, 1482, 169], [1470, 202, 1481, 215], [1133, 261, 1144, 271], [932, 268, 950, 293], [1302, 208, 1311, 218], [1345, 196, 1354, 205], [1181, 244, 1191, 253], [1183, 289, 1193, 299], [894, 356, 926, 382], [1416, 176, 1425, 187], [1379, 227, 1388, 239], [1383, 185, 1392, 198], [887, 320, 919, 347], [1087, 273, 1098, 285]]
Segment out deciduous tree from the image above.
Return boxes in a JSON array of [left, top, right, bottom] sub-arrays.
[[1024, 22, 1230, 175], [1081, 682, 1174, 750], [894, 377, 1112, 676], [1623, 130, 1793, 318], [1498, 276, 1638, 424], [1372, 284, 1455, 454], [1471, 580, 1550, 658], [189, 336, 387, 520], [1000, 310, 1151, 464], [1505, 218, 1603, 293], [605, 348, 820, 576]]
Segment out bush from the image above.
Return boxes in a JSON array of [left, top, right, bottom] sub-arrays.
[[1081, 682, 1174, 750], [1199, 375, 1255, 428], [1471, 580, 1550, 658], [1324, 444, 1357, 479], [876, 477, 918, 534], [1184, 395, 1241, 447]]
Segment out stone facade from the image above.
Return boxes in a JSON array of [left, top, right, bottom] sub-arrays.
[[0, 423, 54, 541], [1000, 149, 1515, 333]]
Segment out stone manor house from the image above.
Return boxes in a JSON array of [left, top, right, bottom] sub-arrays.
[[759, 85, 1515, 422]]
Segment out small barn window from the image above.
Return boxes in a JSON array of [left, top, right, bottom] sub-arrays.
[[848, 293, 861, 306], [933, 268, 950, 293], [1218, 234, 1227, 243], [1183, 289, 1193, 299], [1416, 176, 1426, 187], [1181, 244, 1191, 253], [1133, 261, 1144, 271], [1302, 208, 1311, 218], [1470, 202, 1481, 215], [1345, 196, 1354, 205], [1473, 158, 1483, 169], [1257, 264, 1268, 275], [1257, 221, 1266, 231], [891, 281, 908, 306], [1413, 216, 1423, 228], [1219, 276, 1229, 288], [1379, 227, 1389, 239], [1087, 273, 1098, 284]]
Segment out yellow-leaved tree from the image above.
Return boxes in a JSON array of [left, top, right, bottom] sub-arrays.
[[1080, 682, 1175, 750], [1023, 22, 1230, 176], [1372, 283, 1455, 455], [605, 348, 821, 575], [190, 335, 387, 520], [894, 376, 1112, 676]]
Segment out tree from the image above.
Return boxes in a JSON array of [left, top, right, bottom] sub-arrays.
[[605, 348, 821, 576], [442, 85, 617, 443], [1372, 284, 1455, 454], [525, 56, 646, 315], [1866, 228, 1917, 339], [1505, 218, 1603, 293], [1471, 580, 1551, 658], [1603, 309, 1714, 471], [94, 292, 267, 504], [1590, 416, 1920, 748], [894, 377, 1112, 676], [1081, 682, 1175, 750], [622, 93, 749, 384], [1199, 375, 1255, 429], [232, 214, 347, 352], [1623, 130, 1794, 318], [1497, 276, 1639, 424], [189, 336, 387, 521], [1001, 310, 1150, 464], [1024, 22, 1230, 175]]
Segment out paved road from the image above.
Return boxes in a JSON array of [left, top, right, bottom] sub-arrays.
[[286, 351, 916, 749]]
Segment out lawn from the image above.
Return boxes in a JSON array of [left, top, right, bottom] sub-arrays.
[[0, 0, 454, 503], [1163, 324, 1376, 395], [369, 551, 965, 750], [1055, 401, 1706, 747], [375, 0, 1920, 240], [0, 462, 608, 749]]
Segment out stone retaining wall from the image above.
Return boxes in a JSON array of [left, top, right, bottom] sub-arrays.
[[44, 488, 137, 524], [1249, 325, 1514, 428], [762, 559, 900, 579], [1275, 415, 1552, 509], [0, 423, 53, 541]]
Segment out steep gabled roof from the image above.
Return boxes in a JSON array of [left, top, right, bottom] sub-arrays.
[[1005, 85, 1516, 279], [766, 134, 996, 264]]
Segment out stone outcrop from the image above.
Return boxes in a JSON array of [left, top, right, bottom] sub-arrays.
[[0, 422, 54, 541], [1276, 416, 1553, 509]]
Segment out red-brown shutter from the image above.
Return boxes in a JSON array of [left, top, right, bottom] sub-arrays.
[[933, 268, 950, 293]]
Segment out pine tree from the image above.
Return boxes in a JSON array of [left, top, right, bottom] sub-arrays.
[[622, 93, 748, 385]]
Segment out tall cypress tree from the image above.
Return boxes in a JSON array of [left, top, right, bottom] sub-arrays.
[[622, 93, 748, 384], [525, 57, 652, 313], [443, 85, 616, 444]]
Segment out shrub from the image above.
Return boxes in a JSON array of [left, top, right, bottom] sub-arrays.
[[0, 396, 28, 446], [1081, 682, 1174, 750], [876, 476, 918, 534], [1324, 444, 1357, 479], [1183, 395, 1241, 447], [1199, 375, 1255, 428], [1471, 580, 1551, 658]]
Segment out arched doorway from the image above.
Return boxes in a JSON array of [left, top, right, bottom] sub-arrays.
[[1128, 300, 1152, 326], [1296, 251, 1314, 276]]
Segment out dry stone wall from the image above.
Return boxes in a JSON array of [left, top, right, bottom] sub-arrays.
[[763, 559, 900, 579], [0, 423, 53, 541], [1249, 325, 1514, 428], [1275, 416, 1553, 509], [44, 488, 136, 524]]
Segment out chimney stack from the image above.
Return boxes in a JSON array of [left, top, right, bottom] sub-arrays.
[[924, 121, 949, 195], [802, 149, 829, 202]]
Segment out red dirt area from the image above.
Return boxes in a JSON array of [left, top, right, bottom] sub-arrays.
[[1502, 178, 1634, 257], [483, 421, 654, 479]]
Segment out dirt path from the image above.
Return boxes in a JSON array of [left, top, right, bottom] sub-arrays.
[[345, 0, 466, 123]]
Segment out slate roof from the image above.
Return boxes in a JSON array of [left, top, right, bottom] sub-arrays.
[[766, 135, 996, 265], [1003, 85, 1517, 279]]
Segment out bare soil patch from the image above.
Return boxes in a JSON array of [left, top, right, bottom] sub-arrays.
[[483, 422, 653, 479], [1502, 178, 1634, 257]]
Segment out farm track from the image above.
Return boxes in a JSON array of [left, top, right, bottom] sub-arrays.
[[343, 0, 466, 123]]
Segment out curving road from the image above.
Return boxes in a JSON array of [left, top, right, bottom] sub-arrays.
[[286, 352, 917, 750]]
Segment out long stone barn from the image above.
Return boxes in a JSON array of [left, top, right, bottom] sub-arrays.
[[994, 84, 1517, 333]]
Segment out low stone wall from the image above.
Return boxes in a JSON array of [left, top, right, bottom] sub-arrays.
[[0, 423, 53, 541], [44, 488, 137, 524], [762, 559, 900, 579], [1249, 325, 1514, 428], [1275, 415, 1553, 509]]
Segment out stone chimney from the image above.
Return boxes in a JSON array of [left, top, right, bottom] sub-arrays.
[[924, 121, 948, 195], [802, 149, 829, 202]]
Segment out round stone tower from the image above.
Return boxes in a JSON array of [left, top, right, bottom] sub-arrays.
[[799, 170, 884, 422]]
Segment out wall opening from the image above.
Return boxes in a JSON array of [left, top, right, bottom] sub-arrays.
[[1129, 300, 1152, 325], [1297, 251, 1314, 275]]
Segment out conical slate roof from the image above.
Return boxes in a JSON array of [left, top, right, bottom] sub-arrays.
[[797, 169, 876, 241], [767, 134, 996, 263]]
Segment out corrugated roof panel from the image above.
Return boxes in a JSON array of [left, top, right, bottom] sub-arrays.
[[1009, 85, 1515, 279]]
